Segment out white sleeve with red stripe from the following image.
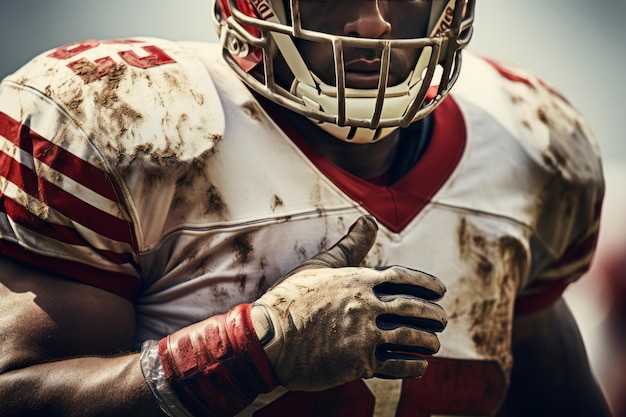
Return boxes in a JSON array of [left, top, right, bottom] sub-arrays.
[[0, 38, 226, 300], [0, 76, 141, 299]]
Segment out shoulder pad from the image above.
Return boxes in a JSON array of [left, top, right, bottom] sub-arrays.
[[456, 54, 602, 186], [5, 37, 225, 169]]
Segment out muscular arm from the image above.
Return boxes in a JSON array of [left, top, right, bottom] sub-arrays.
[[498, 297, 610, 417], [0, 256, 163, 417]]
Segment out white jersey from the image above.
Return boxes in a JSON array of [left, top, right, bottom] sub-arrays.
[[0, 38, 604, 416]]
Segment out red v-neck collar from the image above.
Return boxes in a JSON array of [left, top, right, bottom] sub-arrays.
[[265, 97, 467, 233]]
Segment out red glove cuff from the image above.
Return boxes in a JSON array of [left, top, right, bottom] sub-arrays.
[[158, 303, 279, 416]]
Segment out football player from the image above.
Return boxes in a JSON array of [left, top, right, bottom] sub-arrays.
[[0, 0, 611, 415]]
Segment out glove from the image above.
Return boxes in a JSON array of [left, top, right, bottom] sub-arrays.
[[250, 215, 447, 391]]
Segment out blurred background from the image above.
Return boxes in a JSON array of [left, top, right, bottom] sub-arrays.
[[1, 0, 625, 414]]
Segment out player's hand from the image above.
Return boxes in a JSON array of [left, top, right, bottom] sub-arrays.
[[251, 215, 447, 392]]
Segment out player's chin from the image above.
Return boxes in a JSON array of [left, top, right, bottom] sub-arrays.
[[344, 72, 380, 89]]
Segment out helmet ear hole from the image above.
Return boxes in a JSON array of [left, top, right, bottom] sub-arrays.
[[224, 33, 250, 57], [216, 0, 265, 72]]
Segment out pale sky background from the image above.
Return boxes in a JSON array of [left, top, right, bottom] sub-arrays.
[[0, 0, 624, 407]]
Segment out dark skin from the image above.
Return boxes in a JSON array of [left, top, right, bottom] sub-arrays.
[[296, 0, 429, 89], [271, 0, 430, 179], [497, 298, 610, 416], [0, 257, 159, 417], [0, 1, 611, 416], [282, 0, 429, 178]]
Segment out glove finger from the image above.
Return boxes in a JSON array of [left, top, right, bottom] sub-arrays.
[[287, 215, 378, 277], [371, 327, 440, 378], [375, 296, 448, 332], [378, 326, 442, 357], [372, 354, 430, 380], [375, 266, 447, 301]]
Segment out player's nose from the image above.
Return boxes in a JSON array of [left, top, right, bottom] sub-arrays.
[[342, 1, 391, 39]]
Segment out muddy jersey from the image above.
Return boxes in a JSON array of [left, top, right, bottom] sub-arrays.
[[0, 38, 603, 416]]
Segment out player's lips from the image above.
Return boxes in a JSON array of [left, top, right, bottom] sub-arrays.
[[344, 59, 381, 89]]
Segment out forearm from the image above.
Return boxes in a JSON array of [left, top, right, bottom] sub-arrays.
[[0, 353, 162, 417], [0, 304, 275, 417]]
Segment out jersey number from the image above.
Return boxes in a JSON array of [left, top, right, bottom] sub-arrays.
[[48, 40, 176, 83]]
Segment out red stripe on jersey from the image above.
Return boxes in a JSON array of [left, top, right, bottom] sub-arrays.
[[481, 57, 570, 104], [252, 358, 506, 417], [514, 281, 568, 316], [0, 149, 133, 244], [254, 380, 375, 417], [397, 358, 506, 417], [0, 239, 140, 300], [0, 111, 118, 202], [515, 229, 600, 316], [0, 196, 136, 266], [0, 149, 39, 197], [1, 193, 86, 246]]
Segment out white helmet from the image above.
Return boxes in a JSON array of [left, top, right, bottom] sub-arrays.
[[213, 0, 475, 143]]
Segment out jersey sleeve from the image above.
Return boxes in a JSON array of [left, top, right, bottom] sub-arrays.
[[515, 191, 603, 315], [0, 38, 225, 300], [0, 80, 141, 299], [480, 58, 606, 315]]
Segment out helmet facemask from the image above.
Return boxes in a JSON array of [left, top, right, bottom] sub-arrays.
[[214, 0, 475, 143]]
